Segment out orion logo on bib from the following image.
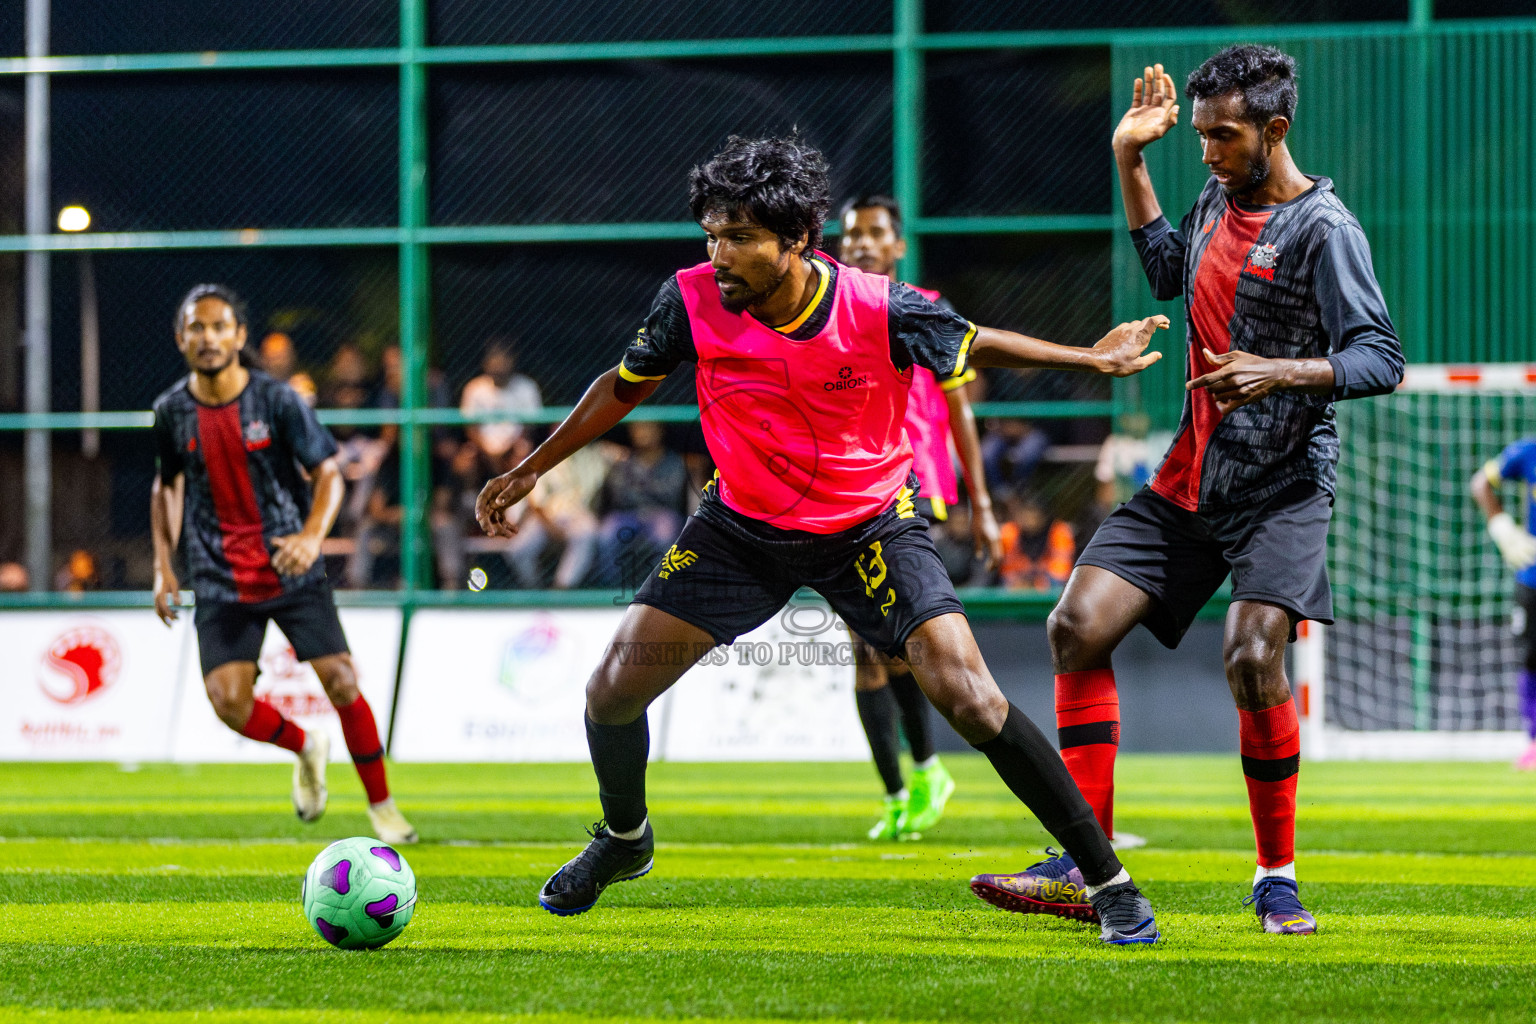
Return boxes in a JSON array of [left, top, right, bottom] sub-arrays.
[[825, 365, 871, 392]]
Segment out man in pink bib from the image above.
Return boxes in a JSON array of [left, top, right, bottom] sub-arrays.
[[838, 193, 1002, 842], [476, 135, 1170, 945]]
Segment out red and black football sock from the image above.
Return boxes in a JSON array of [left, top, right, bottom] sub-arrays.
[[1054, 668, 1119, 838], [336, 695, 390, 804], [888, 670, 935, 764], [973, 702, 1122, 886], [240, 700, 306, 755], [586, 711, 650, 834], [855, 686, 906, 795], [1238, 698, 1301, 868]]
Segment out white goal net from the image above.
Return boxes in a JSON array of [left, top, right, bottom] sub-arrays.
[[1296, 364, 1534, 760]]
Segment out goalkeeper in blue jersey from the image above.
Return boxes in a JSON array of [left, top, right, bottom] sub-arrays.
[[1472, 439, 1536, 769]]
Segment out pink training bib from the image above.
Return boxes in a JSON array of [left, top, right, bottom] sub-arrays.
[[902, 285, 960, 506], [679, 255, 914, 533]]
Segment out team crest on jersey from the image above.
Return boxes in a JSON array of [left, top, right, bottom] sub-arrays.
[[243, 419, 272, 451], [1244, 243, 1280, 281]]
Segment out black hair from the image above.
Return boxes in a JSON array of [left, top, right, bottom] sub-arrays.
[[1186, 44, 1298, 128], [838, 194, 904, 239], [175, 283, 256, 367], [688, 134, 831, 254], [174, 283, 248, 334]]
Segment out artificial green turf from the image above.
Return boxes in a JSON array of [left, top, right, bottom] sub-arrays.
[[0, 756, 1533, 1023]]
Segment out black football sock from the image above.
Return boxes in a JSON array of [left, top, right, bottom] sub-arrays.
[[889, 670, 936, 763], [972, 702, 1122, 885], [855, 687, 906, 795], [584, 711, 651, 835]]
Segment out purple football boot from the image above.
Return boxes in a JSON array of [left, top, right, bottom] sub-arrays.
[[969, 848, 1097, 923], [1244, 876, 1318, 934]]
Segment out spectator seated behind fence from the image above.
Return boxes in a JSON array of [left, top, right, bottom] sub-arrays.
[[349, 443, 404, 589], [432, 344, 542, 587], [459, 336, 542, 473], [260, 331, 316, 406], [54, 549, 100, 592], [981, 418, 1050, 490], [589, 422, 692, 589], [997, 492, 1075, 591], [502, 443, 615, 589], [0, 562, 28, 592], [316, 345, 390, 577]]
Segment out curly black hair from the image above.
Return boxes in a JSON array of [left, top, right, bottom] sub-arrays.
[[688, 134, 831, 254], [1186, 44, 1298, 128]]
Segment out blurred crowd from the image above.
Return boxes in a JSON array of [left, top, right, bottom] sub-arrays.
[[8, 333, 1169, 595]]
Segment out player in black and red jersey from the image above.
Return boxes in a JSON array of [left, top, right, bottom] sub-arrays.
[[969, 46, 1402, 934], [150, 284, 416, 844]]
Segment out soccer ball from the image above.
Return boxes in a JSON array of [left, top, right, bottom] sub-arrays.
[[301, 837, 417, 949]]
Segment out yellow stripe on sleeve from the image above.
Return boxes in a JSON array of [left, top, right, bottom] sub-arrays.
[[952, 323, 977, 377], [618, 361, 668, 383], [939, 367, 978, 392], [1484, 458, 1508, 486]]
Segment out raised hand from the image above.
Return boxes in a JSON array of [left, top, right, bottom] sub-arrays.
[[1092, 316, 1169, 377], [1113, 63, 1180, 157], [475, 466, 539, 538]]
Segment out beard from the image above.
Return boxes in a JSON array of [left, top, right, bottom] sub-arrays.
[[716, 265, 787, 314], [1223, 150, 1272, 197], [192, 350, 238, 375]]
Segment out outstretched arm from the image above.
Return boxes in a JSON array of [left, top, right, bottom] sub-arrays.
[[968, 316, 1169, 376], [475, 367, 661, 537]]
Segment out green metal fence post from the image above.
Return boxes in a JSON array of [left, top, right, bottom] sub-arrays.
[[1407, 0, 1434, 730], [399, 0, 430, 596], [893, 0, 923, 283]]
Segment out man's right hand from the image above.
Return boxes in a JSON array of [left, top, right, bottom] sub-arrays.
[[1113, 63, 1180, 158], [153, 568, 180, 626], [475, 466, 539, 538], [1091, 316, 1169, 377]]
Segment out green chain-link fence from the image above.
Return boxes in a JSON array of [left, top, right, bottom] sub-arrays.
[[2, 0, 1533, 608]]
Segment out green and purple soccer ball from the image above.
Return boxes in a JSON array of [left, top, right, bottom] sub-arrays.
[[302, 837, 417, 949]]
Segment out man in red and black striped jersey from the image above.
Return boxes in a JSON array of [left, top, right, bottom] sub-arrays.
[[970, 46, 1402, 935], [150, 284, 416, 845]]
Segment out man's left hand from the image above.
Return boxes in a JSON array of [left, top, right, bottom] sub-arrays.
[[271, 533, 323, 576], [1187, 348, 1292, 414]]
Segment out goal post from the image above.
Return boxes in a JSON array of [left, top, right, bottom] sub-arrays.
[[1295, 364, 1535, 760]]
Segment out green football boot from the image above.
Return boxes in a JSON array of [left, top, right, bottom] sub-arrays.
[[867, 794, 906, 840], [900, 758, 956, 834]]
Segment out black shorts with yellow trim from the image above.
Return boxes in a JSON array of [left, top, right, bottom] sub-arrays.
[[632, 474, 966, 658]]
